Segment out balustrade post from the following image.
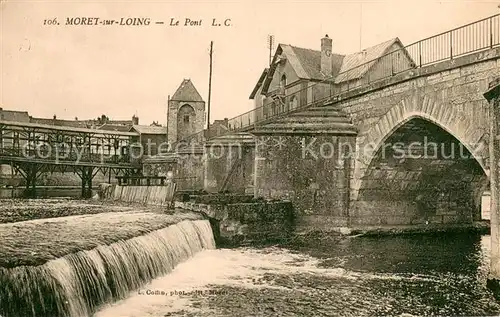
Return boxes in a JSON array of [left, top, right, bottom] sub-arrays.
[[450, 31, 453, 59], [419, 41, 422, 67]]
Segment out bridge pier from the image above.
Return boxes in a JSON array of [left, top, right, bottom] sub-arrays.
[[484, 78, 500, 284], [23, 164, 41, 198]]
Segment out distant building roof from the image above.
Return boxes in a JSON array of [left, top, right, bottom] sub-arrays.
[[0, 119, 138, 136], [171, 79, 204, 102], [0, 108, 30, 122], [107, 120, 134, 125], [29, 117, 89, 128], [97, 123, 132, 132], [130, 125, 168, 134]]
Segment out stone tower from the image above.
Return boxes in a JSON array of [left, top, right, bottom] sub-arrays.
[[167, 79, 205, 144]]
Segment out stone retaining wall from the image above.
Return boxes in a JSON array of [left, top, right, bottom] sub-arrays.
[[175, 200, 294, 245]]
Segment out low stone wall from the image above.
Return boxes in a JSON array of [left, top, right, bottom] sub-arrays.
[[189, 193, 255, 205], [175, 200, 294, 245], [102, 184, 177, 206]]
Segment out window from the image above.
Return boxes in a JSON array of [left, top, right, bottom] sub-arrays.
[[184, 115, 190, 123], [280, 74, 287, 94], [290, 95, 298, 109]]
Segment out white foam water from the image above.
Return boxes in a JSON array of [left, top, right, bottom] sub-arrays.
[[0, 220, 215, 317]]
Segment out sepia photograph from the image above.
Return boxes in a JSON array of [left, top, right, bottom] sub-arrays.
[[1, 0, 500, 316]]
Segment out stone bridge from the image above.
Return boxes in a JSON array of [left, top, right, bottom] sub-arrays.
[[196, 47, 500, 231]]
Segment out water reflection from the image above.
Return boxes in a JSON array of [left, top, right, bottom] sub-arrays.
[[303, 233, 489, 276]]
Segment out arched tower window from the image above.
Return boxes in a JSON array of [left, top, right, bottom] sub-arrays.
[[177, 104, 196, 141]]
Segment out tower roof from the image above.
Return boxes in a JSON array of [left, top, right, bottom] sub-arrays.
[[171, 79, 204, 102]]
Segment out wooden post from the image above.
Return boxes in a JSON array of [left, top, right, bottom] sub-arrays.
[[80, 167, 94, 198], [207, 41, 213, 131], [484, 77, 500, 288]]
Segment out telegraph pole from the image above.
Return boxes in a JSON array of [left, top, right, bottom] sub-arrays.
[[207, 41, 213, 131], [359, 3, 363, 51], [267, 35, 275, 66]]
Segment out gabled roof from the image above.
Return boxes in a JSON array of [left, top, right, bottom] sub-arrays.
[[281, 45, 344, 80], [130, 125, 167, 134], [261, 44, 345, 94], [334, 37, 408, 83], [257, 37, 412, 94], [171, 79, 204, 102], [249, 68, 269, 99]]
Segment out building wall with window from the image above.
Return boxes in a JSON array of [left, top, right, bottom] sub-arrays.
[[167, 79, 206, 144], [265, 60, 300, 97]]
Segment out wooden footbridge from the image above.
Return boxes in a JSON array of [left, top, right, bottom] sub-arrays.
[[0, 120, 142, 197]]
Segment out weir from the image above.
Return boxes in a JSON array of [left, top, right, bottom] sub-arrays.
[[0, 219, 215, 317]]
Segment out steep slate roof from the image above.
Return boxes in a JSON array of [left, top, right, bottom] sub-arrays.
[[259, 37, 408, 93], [130, 125, 167, 134], [281, 45, 344, 80], [171, 79, 204, 102], [334, 37, 405, 83]]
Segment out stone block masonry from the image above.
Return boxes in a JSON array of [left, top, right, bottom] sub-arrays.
[[246, 47, 500, 232], [175, 200, 294, 245]]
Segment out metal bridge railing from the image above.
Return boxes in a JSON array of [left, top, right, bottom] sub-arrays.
[[174, 14, 500, 147]]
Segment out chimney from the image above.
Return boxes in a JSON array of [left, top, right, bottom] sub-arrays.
[[321, 34, 333, 76], [53, 114, 57, 120], [132, 115, 139, 125], [361, 49, 367, 60]]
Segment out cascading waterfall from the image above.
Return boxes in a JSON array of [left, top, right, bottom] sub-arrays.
[[0, 219, 215, 317]]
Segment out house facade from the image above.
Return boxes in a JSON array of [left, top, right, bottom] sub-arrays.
[[249, 35, 415, 119]]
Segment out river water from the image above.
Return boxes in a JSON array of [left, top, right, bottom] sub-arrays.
[[96, 232, 500, 317]]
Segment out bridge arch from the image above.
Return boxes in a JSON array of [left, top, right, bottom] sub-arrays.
[[350, 94, 490, 225]]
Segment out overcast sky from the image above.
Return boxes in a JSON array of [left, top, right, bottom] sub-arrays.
[[0, 0, 498, 126]]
